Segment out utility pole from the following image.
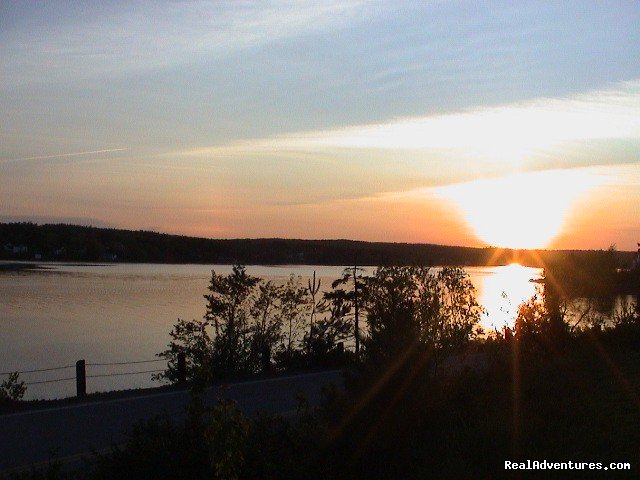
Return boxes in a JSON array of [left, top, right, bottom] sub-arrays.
[[353, 264, 360, 358]]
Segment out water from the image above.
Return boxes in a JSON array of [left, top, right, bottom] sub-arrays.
[[0, 261, 603, 400]]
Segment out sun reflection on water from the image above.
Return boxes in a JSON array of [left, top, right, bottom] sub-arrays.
[[468, 263, 543, 332]]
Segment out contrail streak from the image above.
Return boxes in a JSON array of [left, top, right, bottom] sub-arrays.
[[2, 148, 127, 163]]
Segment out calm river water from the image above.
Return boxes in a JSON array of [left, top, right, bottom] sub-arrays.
[[0, 262, 597, 399]]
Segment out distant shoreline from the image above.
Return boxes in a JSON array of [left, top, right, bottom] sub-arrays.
[[0, 263, 48, 272], [1, 222, 637, 269], [0, 262, 114, 272]]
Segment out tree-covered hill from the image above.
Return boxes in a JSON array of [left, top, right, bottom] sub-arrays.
[[0, 222, 635, 269]]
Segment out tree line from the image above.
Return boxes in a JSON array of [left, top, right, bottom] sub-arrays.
[[2, 222, 636, 269], [156, 264, 483, 384]]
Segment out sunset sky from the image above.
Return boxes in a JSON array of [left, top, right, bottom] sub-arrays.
[[2, 1, 640, 250]]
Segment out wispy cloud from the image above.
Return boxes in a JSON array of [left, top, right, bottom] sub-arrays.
[[184, 80, 640, 166], [2, 1, 368, 82], [1, 148, 127, 164]]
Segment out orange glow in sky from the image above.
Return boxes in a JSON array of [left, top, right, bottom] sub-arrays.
[[2, 3, 640, 250], [435, 170, 605, 249]]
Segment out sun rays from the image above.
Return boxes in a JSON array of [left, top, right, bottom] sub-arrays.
[[436, 169, 605, 249]]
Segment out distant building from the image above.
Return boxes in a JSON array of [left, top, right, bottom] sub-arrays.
[[12, 245, 28, 254]]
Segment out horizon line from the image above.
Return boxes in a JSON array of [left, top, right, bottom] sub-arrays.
[[0, 221, 632, 254]]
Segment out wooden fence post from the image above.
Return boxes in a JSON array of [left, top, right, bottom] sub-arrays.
[[177, 351, 187, 384], [76, 359, 86, 397]]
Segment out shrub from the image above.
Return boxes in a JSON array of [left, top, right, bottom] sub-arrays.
[[0, 372, 26, 402]]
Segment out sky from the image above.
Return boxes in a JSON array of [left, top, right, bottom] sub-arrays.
[[1, 1, 640, 250]]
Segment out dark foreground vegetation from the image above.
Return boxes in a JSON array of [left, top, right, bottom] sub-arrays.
[[5, 263, 640, 479]]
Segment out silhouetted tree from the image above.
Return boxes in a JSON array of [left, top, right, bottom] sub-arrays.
[[159, 267, 326, 381], [156, 316, 212, 384], [306, 271, 321, 351], [324, 266, 368, 358], [206, 265, 260, 376], [0, 372, 26, 403], [277, 276, 310, 359], [248, 281, 284, 373], [363, 266, 481, 369]]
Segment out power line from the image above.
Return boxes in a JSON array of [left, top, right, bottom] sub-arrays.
[[87, 369, 164, 378], [87, 359, 164, 366], [21, 369, 166, 385], [25, 377, 75, 386], [2, 359, 165, 376], [1, 365, 75, 376]]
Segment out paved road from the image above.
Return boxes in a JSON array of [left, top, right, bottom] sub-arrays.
[[0, 370, 342, 473]]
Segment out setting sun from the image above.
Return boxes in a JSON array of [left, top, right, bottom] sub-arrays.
[[437, 170, 604, 249], [2, 3, 640, 474]]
